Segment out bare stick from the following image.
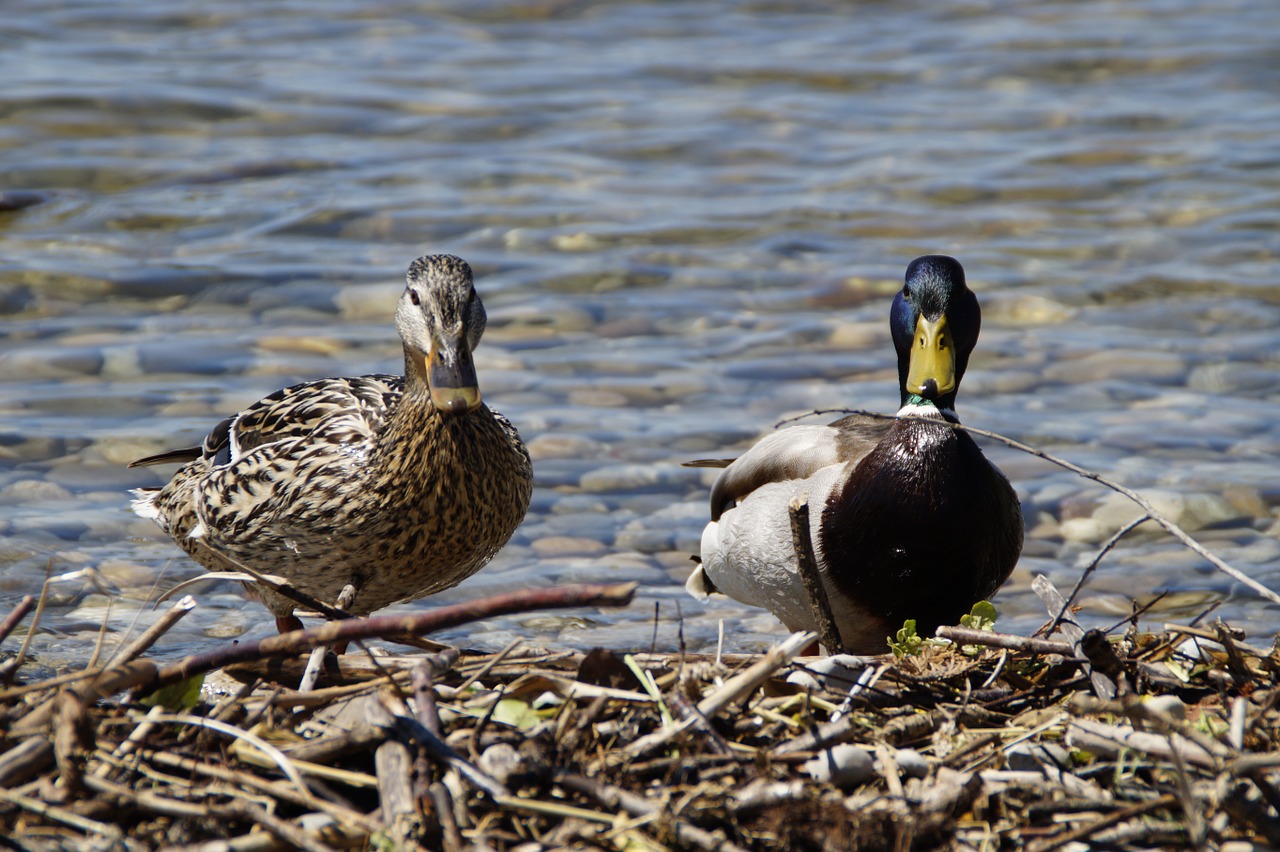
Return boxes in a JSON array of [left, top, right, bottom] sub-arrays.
[[555, 770, 748, 852], [380, 690, 508, 799], [298, 584, 357, 696], [625, 630, 816, 757], [1027, 793, 1179, 852], [412, 658, 448, 737], [936, 625, 1078, 657], [4, 564, 67, 685], [107, 595, 197, 668], [431, 781, 465, 852], [0, 595, 34, 646], [10, 584, 635, 736], [1033, 575, 1116, 699], [1053, 514, 1150, 632], [0, 785, 122, 843], [788, 497, 844, 655], [153, 582, 637, 694]]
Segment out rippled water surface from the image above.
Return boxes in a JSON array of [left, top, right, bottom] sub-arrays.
[[3, 0, 1279, 669]]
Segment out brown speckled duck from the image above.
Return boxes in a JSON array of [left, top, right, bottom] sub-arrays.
[[688, 256, 1023, 653], [131, 254, 533, 632]]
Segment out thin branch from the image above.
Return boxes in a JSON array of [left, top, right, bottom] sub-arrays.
[[788, 497, 844, 654], [1053, 514, 1150, 632], [153, 582, 637, 694], [0, 595, 35, 646]]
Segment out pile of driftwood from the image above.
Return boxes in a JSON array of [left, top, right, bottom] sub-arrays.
[[1, 578, 1278, 851]]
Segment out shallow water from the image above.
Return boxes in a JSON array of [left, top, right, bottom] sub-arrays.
[[2, 0, 1279, 670]]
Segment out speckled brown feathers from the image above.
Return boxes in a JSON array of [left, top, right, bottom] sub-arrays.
[[132, 255, 532, 619]]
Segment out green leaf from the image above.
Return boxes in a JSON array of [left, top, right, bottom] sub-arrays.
[[888, 620, 923, 657], [490, 698, 545, 731], [624, 654, 673, 727], [958, 600, 999, 654], [960, 600, 998, 632], [140, 673, 205, 712]]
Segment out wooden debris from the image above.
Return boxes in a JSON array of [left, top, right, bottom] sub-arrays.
[[1, 581, 1279, 850]]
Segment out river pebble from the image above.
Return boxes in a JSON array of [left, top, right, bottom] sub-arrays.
[[530, 536, 610, 558], [1062, 489, 1247, 543]]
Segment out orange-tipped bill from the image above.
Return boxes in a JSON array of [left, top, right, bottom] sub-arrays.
[[427, 344, 482, 415]]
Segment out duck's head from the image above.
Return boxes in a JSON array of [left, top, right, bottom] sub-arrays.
[[396, 254, 488, 415], [890, 255, 981, 412]]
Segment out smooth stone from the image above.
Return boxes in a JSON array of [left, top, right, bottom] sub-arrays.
[[255, 335, 350, 357], [1077, 590, 1220, 618], [99, 345, 145, 379], [892, 749, 929, 779], [0, 434, 67, 464], [10, 514, 89, 541], [334, 283, 400, 321], [65, 594, 114, 625], [1142, 695, 1187, 721], [1221, 537, 1280, 565], [1222, 485, 1268, 520], [826, 321, 884, 350], [568, 388, 629, 408], [93, 438, 169, 467], [44, 460, 137, 491], [537, 512, 619, 540], [204, 614, 253, 640], [487, 302, 597, 335], [1006, 742, 1070, 772], [615, 524, 676, 554], [524, 433, 607, 461], [555, 554, 667, 585], [478, 743, 525, 787], [982, 293, 1077, 326], [1027, 510, 1061, 540], [95, 559, 158, 588], [1061, 489, 1246, 543], [0, 347, 105, 380], [579, 463, 664, 493], [0, 479, 74, 505], [804, 744, 875, 789], [1042, 351, 1186, 385], [530, 536, 609, 558], [1188, 363, 1280, 394], [987, 370, 1043, 394], [549, 495, 609, 515]]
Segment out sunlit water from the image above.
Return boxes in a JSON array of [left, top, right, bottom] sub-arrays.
[[3, 0, 1279, 672]]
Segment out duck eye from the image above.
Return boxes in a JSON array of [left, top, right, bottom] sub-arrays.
[[409, 289, 421, 306]]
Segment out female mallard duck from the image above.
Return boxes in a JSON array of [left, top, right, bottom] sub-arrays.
[[687, 255, 1022, 654], [131, 254, 533, 632]]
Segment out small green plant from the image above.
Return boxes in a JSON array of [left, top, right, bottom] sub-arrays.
[[888, 619, 924, 657], [960, 600, 998, 632], [140, 673, 205, 712], [959, 600, 998, 655], [888, 602, 1000, 657]]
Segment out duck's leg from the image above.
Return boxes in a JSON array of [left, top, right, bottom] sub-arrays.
[[276, 615, 305, 633], [329, 583, 358, 657]]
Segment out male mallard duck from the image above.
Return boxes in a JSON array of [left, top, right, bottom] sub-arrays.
[[131, 254, 533, 632], [687, 256, 1022, 653]]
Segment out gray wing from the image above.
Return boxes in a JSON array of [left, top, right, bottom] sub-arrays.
[[706, 415, 891, 521]]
